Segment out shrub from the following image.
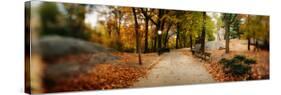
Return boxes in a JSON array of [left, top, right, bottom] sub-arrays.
[[219, 55, 256, 76], [219, 58, 229, 65], [230, 64, 251, 76], [233, 55, 246, 61], [244, 58, 256, 65]]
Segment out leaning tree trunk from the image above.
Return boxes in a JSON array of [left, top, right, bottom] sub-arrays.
[[132, 8, 142, 65], [154, 23, 160, 52], [164, 23, 172, 48]]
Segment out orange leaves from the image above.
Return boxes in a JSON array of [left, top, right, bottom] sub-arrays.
[[47, 64, 147, 92], [44, 51, 161, 93], [205, 49, 269, 82]]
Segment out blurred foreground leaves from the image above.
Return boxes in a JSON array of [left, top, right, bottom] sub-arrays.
[[47, 63, 147, 92]]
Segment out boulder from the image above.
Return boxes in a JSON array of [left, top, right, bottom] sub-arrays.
[[38, 36, 114, 58]]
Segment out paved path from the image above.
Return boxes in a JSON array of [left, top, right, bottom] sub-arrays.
[[133, 48, 215, 87]]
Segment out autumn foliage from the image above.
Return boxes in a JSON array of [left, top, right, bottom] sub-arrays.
[[47, 63, 147, 92], [25, 1, 270, 94]]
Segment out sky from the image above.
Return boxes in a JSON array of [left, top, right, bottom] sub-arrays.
[[85, 9, 98, 28], [84, 5, 110, 28]]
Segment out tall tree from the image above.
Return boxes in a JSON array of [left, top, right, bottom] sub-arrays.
[[184, 12, 203, 49], [173, 11, 186, 49], [112, 7, 124, 50], [145, 9, 166, 51], [64, 3, 89, 39], [200, 12, 207, 52], [222, 13, 237, 53], [132, 8, 142, 65], [163, 23, 173, 48], [240, 15, 269, 51], [156, 9, 166, 50], [141, 8, 151, 53]]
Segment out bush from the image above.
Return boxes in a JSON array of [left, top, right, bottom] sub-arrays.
[[219, 55, 256, 76], [38, 36, 114, 59], [230, 64, 251, 76], [244, 58, 256, 65], [233, 55, 246, 61], [219, 58, 228, 64]]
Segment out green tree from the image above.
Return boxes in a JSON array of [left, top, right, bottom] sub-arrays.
[[240, 15, 269, 50], [200, 12, 207, 52], [185, 12, 203, 49], [205, 15, 216, 41], [222, 13, 237, 53], [39, 2, 63, 36], [63, 3, 89, 40], [39, 2, 90, 40]]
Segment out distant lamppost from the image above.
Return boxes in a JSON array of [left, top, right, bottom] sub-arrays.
[[158, 30, 162, 35], [158, 30, 162, 50], [241, 18, 246, 24]]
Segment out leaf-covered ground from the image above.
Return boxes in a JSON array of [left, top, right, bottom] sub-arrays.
[[42, 39, 269, 93], [204, 40, 269, 82], [43, 52, 160, 93], [47, 64, 147, 92]]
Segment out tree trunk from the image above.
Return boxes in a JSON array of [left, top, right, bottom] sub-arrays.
[[200, 12, 206, 53], [247, 37, 251, 51], [115, 11, 122, 50], [164, 23, 172, 48], [225, 24, 230, 53], [132, 8, 142, 65], [141, 8, 150, 53], [176, 24, 180, 49], [154, 21, 160, 52], [190, 34, 193, 49], [158, 19, 166, 49], [223, 14, 237, 53], [183, 32, 187, 47], [255, 38, 258, 51], [153, 35, 157, 51], [158, 33, 162, 49], [144, 18, 149, 53]]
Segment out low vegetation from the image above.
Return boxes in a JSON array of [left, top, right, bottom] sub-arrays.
[[219, 55, 256, 76]]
